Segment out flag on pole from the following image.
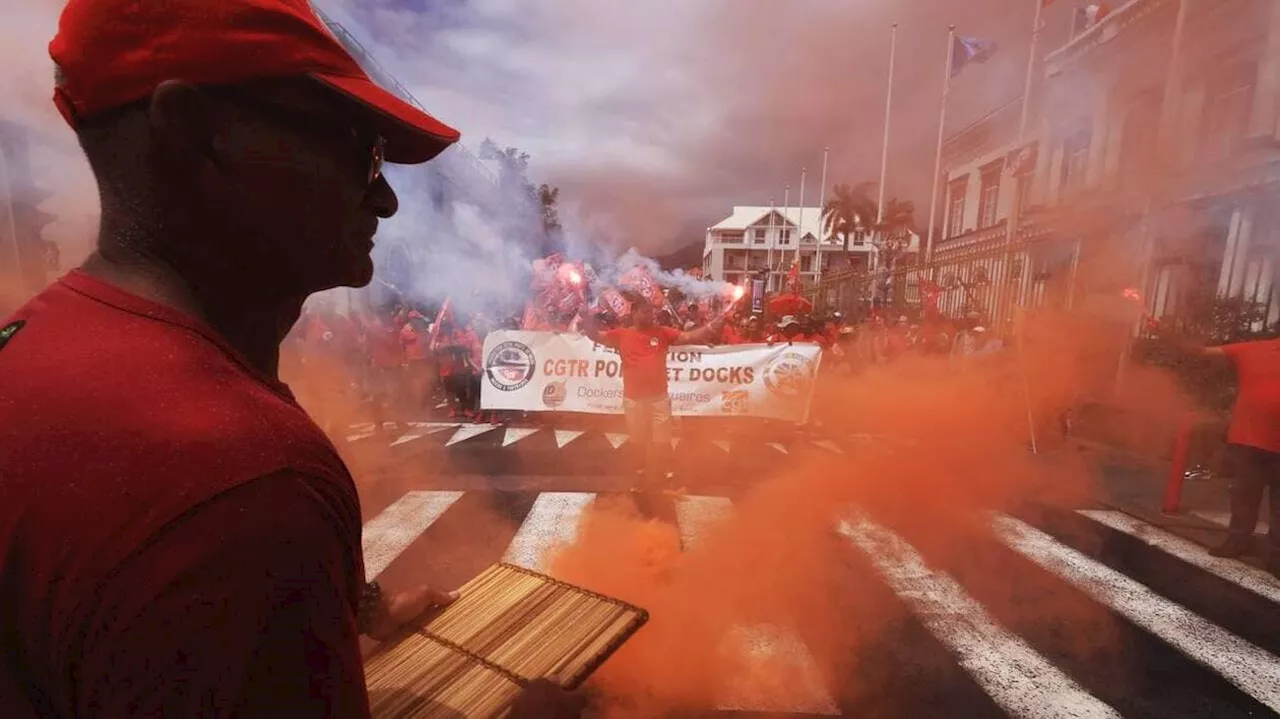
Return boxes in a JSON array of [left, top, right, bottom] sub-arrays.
[[1073, 3, 1112, 34], [951, 36, 998, 77]]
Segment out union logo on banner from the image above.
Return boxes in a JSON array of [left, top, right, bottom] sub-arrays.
[[485, 340, 536, 391], [762, 351, 817, 399]]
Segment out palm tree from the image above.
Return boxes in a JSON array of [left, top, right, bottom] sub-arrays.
[[822, 182, 878, 252], [875, 197, 916, 241], [537, 184, 561, 233], [866, 198, 918, 306]]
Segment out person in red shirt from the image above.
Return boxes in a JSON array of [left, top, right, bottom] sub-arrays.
[[435, 315, 484, 419], [367, 310, 406, 431], [583, 297, 722, 489], [400, 310, 434, 412], [0, 1, 578, 717], [767, 315, 804, 344], [1191, 337, 1280, 573]]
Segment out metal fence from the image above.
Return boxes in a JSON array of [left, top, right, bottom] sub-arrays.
[[806, 230, 1083, 332], [806, 226, 1279, 342]]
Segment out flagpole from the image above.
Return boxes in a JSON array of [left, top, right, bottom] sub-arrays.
[[1017, 2, 1045, 140], [924, 25, 956, 266], [766, 197, 776, 289], [874, 22, 898, 276], [1002, 0, 1048, 326], [796, 167, 807, 281], [777, 185, 791, 291], [1120, 0, 1191, 396], [816, 147, 830, 284]]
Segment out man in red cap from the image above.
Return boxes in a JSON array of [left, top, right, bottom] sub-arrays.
[[0, 0, 579, 716]]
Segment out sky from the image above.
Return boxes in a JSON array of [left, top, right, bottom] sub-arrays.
[[3, 0, 1081, 258]]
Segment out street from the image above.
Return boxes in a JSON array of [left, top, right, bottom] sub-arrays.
[[343, 421, 1280, 719]]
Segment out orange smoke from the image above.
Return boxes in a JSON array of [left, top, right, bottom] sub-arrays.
[[540, 309, 1190, 716]]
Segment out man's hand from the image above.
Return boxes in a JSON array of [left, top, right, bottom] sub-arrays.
[[507, 679, 587, 718], [366, 584, 459, 642]]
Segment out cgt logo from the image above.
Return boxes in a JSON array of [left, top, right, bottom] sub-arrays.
[[721, 389, 749, 414], [762, 351, 816, 399], [485, 341, 536, 391], [542, 380, 567, 408]]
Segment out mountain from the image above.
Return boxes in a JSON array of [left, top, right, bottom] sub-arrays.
[[654, 239, 705, 272]]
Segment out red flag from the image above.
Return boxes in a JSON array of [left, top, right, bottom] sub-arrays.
[[784, 262, 800, 292], [598, 288, 630, 317], [619, 266, 665, 307], [917, 275, 943, 319]]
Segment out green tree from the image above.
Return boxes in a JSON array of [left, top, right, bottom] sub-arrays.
[[538, 184, 561, 234], [875, 198, 918, 269], [822, 182, 878, 251]]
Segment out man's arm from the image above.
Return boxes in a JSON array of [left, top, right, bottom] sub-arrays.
[[579, 311, 616, 347], [77, 472, 370, 719], [673, 317, 725, 346]]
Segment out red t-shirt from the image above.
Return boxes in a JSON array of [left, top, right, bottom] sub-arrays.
[[1222, 338, 1280, 454], [401, 323, 428, 362], [435, 328, 481, 378], [368, 324, 403, 368], [599, 325, 682, 399], [0, 271, 369, 718]]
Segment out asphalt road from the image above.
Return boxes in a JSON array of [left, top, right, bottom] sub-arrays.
[[342, 420, 1280, 719]]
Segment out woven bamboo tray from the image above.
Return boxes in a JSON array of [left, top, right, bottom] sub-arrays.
[[365, 563, 648, 718]]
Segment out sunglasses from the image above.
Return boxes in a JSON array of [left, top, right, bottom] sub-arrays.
[[207, 84, 386, 185]]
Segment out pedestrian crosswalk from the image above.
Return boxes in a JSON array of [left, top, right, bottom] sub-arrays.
[[360, 490, 1280, 718], [345, 421, 854, 457]]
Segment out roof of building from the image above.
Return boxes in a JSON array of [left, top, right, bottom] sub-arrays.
[[710, 206, 831, 240]]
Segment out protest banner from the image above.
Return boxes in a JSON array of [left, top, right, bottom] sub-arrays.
[[480, 331, 822, 423]]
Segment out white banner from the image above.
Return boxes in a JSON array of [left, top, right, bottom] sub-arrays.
[[480, 330, 823, 422]]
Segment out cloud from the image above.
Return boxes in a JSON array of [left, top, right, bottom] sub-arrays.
[[318, 0, 1073, 252], [2, 0, 1079, 269]]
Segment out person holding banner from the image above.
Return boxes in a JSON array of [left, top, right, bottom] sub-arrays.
[[582, 296, 724, 489]]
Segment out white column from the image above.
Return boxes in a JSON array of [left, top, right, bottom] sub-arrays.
[[1247, 0, 1280, 139], [0, 141, 22, 279], [1217, 206, 1245, 297], [1228, 204, 1256, 298]]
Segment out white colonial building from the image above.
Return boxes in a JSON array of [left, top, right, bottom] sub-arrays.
[[703, 206, 871, 291], [925, 0, 1280, 332]]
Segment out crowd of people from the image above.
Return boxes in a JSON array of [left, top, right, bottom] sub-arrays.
[[6, 3, 1275, 717], [283, 289, 1013, 436]]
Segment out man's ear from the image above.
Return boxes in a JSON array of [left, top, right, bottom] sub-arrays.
[[147, 80, 221, 183]]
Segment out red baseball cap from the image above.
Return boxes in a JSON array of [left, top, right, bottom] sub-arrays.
[[49, 0, 460, 164]]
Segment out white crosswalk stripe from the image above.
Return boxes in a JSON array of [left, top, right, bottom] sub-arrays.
[[1078, 510, 1280, 603], [390, 422, 458, 447], [444, 422, 500, 447], [502, 492, 596, 572], [359, 492, 1280, 716], [839, 515, 1120, 719], [502, 427, 540, 447], [361, 490, 464, 579], [994, 514, 1280, 712], [553, 429, 584, 448], [1191, 509, 1269, 534], [666, 495, 838, 714]]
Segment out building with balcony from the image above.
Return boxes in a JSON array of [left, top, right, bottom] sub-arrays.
[[703, 206, 865, 291], [1035, 0, 1280, 332], [928, 0, 1280, 332]]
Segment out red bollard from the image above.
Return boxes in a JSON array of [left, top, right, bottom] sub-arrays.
[[1162, 413, 1196, 515]]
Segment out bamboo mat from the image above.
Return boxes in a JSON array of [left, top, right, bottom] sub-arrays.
[[365, 563, 648, 718]]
